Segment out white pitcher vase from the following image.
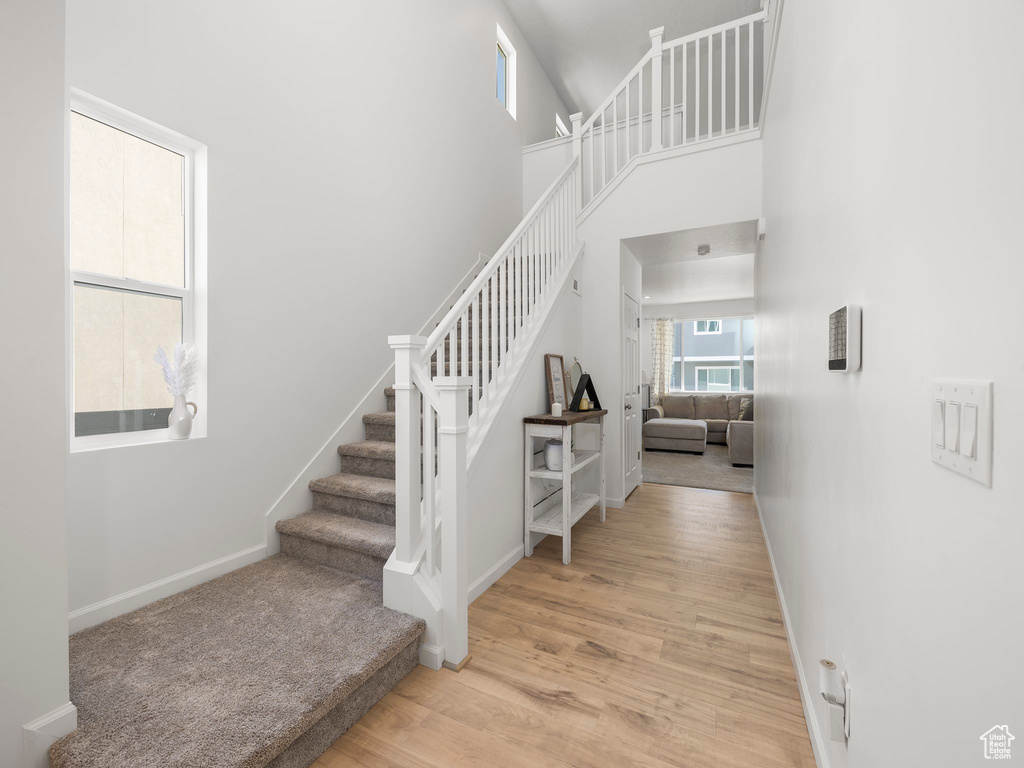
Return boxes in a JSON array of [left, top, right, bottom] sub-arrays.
[[168, 395, 198, 440]]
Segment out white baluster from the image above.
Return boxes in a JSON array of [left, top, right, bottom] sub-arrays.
[[695, 37, 700, 142], [706, 35, 712, 140], [637, 64, 643, 156], [388, 335, 426, 563], [735, 26, 740, 133], [570, 112, 582, 209], [423, 402, 435, 573], [669, 45, 675, 147], [612, 93, 619, 176], [650, 27, 664, 152], [683, 41, 688, 143], [721, 30, 726, 138], [749, 22, 754, 129], [435, 376, 471, 671]]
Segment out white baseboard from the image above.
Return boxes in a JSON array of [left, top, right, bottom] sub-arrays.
[[753, 489, 828, 768], [418, 642, 444, 670], [22, 702, 77, 768], [68, 543, 267, 634], [605, 496, 625, 510], [468, 543, 524, 604]]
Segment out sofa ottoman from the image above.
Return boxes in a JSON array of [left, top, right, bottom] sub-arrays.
[[643, 417, 707, 454]]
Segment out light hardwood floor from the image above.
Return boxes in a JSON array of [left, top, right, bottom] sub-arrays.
[[318, 483, 815, 768]]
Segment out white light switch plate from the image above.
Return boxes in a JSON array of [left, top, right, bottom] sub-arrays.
[[931, 380, 993, 487]]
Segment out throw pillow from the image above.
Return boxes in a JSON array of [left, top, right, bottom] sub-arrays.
[[739, 397, 754, 421], [694, 394, 729, 421], [662, 394, 695, 420]]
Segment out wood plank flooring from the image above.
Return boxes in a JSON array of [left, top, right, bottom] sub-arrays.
[[317, 483, 815, 768]]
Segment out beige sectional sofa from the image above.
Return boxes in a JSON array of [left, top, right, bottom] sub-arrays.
[[644, 393, 753, 466]]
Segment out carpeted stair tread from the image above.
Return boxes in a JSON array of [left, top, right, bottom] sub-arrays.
[[361, 411, 395, 426], [337, 440, 395, 461], [277, 510, 395, 560], [49, 555, 423, 768], [309, 472, 396, 505]]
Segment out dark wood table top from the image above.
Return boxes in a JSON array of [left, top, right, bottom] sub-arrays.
[[524, 409, 608, 426]]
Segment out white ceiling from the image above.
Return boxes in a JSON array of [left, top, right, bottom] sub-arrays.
[[504, 0, 762, 116], [622, 220, 758, 305], [641, 255, 755, 305], [623, 220, 757, 266]]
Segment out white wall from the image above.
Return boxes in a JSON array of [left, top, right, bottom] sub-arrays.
[[467, 278, 582, 596], [523, 136, 573, 212], [0, 1, 74, 764], [578, 139, 762, 505], [64, 0, 568, 623], [640, 298, 755, 381], [756, 2, 1024, 766]]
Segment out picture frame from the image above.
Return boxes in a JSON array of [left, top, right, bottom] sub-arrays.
[[544, 354, 570, 408]]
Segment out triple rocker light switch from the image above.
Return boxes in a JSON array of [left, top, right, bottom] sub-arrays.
[[931, 380, 992, 487]]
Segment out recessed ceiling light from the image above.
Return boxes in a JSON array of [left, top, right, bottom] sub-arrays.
[[643, 295, 652, 300], [697, 244, 711, 256]]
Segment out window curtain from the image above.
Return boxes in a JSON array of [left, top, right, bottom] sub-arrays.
[[650, 318, 673, 405]]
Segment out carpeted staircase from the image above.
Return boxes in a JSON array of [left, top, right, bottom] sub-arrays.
[[50, 385, 426, 768], [50, 266, 526, 768]]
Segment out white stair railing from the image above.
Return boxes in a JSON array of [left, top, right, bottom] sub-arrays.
[[387, 157, 582, 669], [576, 10, 767, 210]]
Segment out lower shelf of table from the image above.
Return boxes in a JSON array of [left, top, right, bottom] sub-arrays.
[[528, 492, 601, 536]]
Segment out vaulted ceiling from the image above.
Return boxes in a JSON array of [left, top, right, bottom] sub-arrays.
[[504, 0, 762, 117]]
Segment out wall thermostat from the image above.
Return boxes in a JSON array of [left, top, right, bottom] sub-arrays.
[[828, 304, 861, 372]]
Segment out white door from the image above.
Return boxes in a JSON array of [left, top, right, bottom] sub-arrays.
[[623, 292, 641, 497]]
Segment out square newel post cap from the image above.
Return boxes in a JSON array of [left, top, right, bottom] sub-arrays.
[[649, 26, 664, 47], [388, 335, 427, 349], [433, 376, 474, 391]]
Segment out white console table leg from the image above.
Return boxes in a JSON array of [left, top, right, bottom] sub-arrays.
[[524, 424, 534, 557], [561, 424, 572, 565], [600, 416, 607, 523]]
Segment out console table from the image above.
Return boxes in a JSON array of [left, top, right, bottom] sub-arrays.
[[523, 409, 607, 565]]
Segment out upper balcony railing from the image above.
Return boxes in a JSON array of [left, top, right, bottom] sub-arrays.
[[573, 10, 767, 211]]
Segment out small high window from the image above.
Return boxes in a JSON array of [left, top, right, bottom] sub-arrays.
[[495, 24, 517, 119]]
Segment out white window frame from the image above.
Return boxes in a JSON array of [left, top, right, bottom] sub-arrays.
[[496, 23, 517, 120], [668, 315, 755, 393], [693, 319, 722, 335], [68, 89, 208, 452], [555, 113, 569, 138], [695, 366, 741, 392]]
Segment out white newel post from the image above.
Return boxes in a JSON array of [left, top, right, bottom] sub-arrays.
[[435, 375, 472, 670], [570, 112, 582, 213], [649, 26, 665, 152], [388, 335, 426, 563]]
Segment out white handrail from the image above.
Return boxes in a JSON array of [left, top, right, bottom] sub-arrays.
[[422, 156, 579, 360], [661, 10, 766, 51], [388, 156, 582, 670], [580, 51, 654, 134]]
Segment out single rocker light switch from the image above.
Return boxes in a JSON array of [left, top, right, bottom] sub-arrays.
[[945, 401, 960, 454], [961, 404, 978, 459], [932, 400, 945, 448]]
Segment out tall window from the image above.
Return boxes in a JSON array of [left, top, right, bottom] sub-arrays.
[[670, 317, 754, 392], [70, 94, 204, 444], [495, 24, 517, 119], [496, 44, 508, 107]]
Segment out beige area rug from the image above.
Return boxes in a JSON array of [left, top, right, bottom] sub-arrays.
[[643, 444, 753, 494]]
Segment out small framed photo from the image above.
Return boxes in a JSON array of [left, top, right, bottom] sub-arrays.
[[545, 354, 570, 408]]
